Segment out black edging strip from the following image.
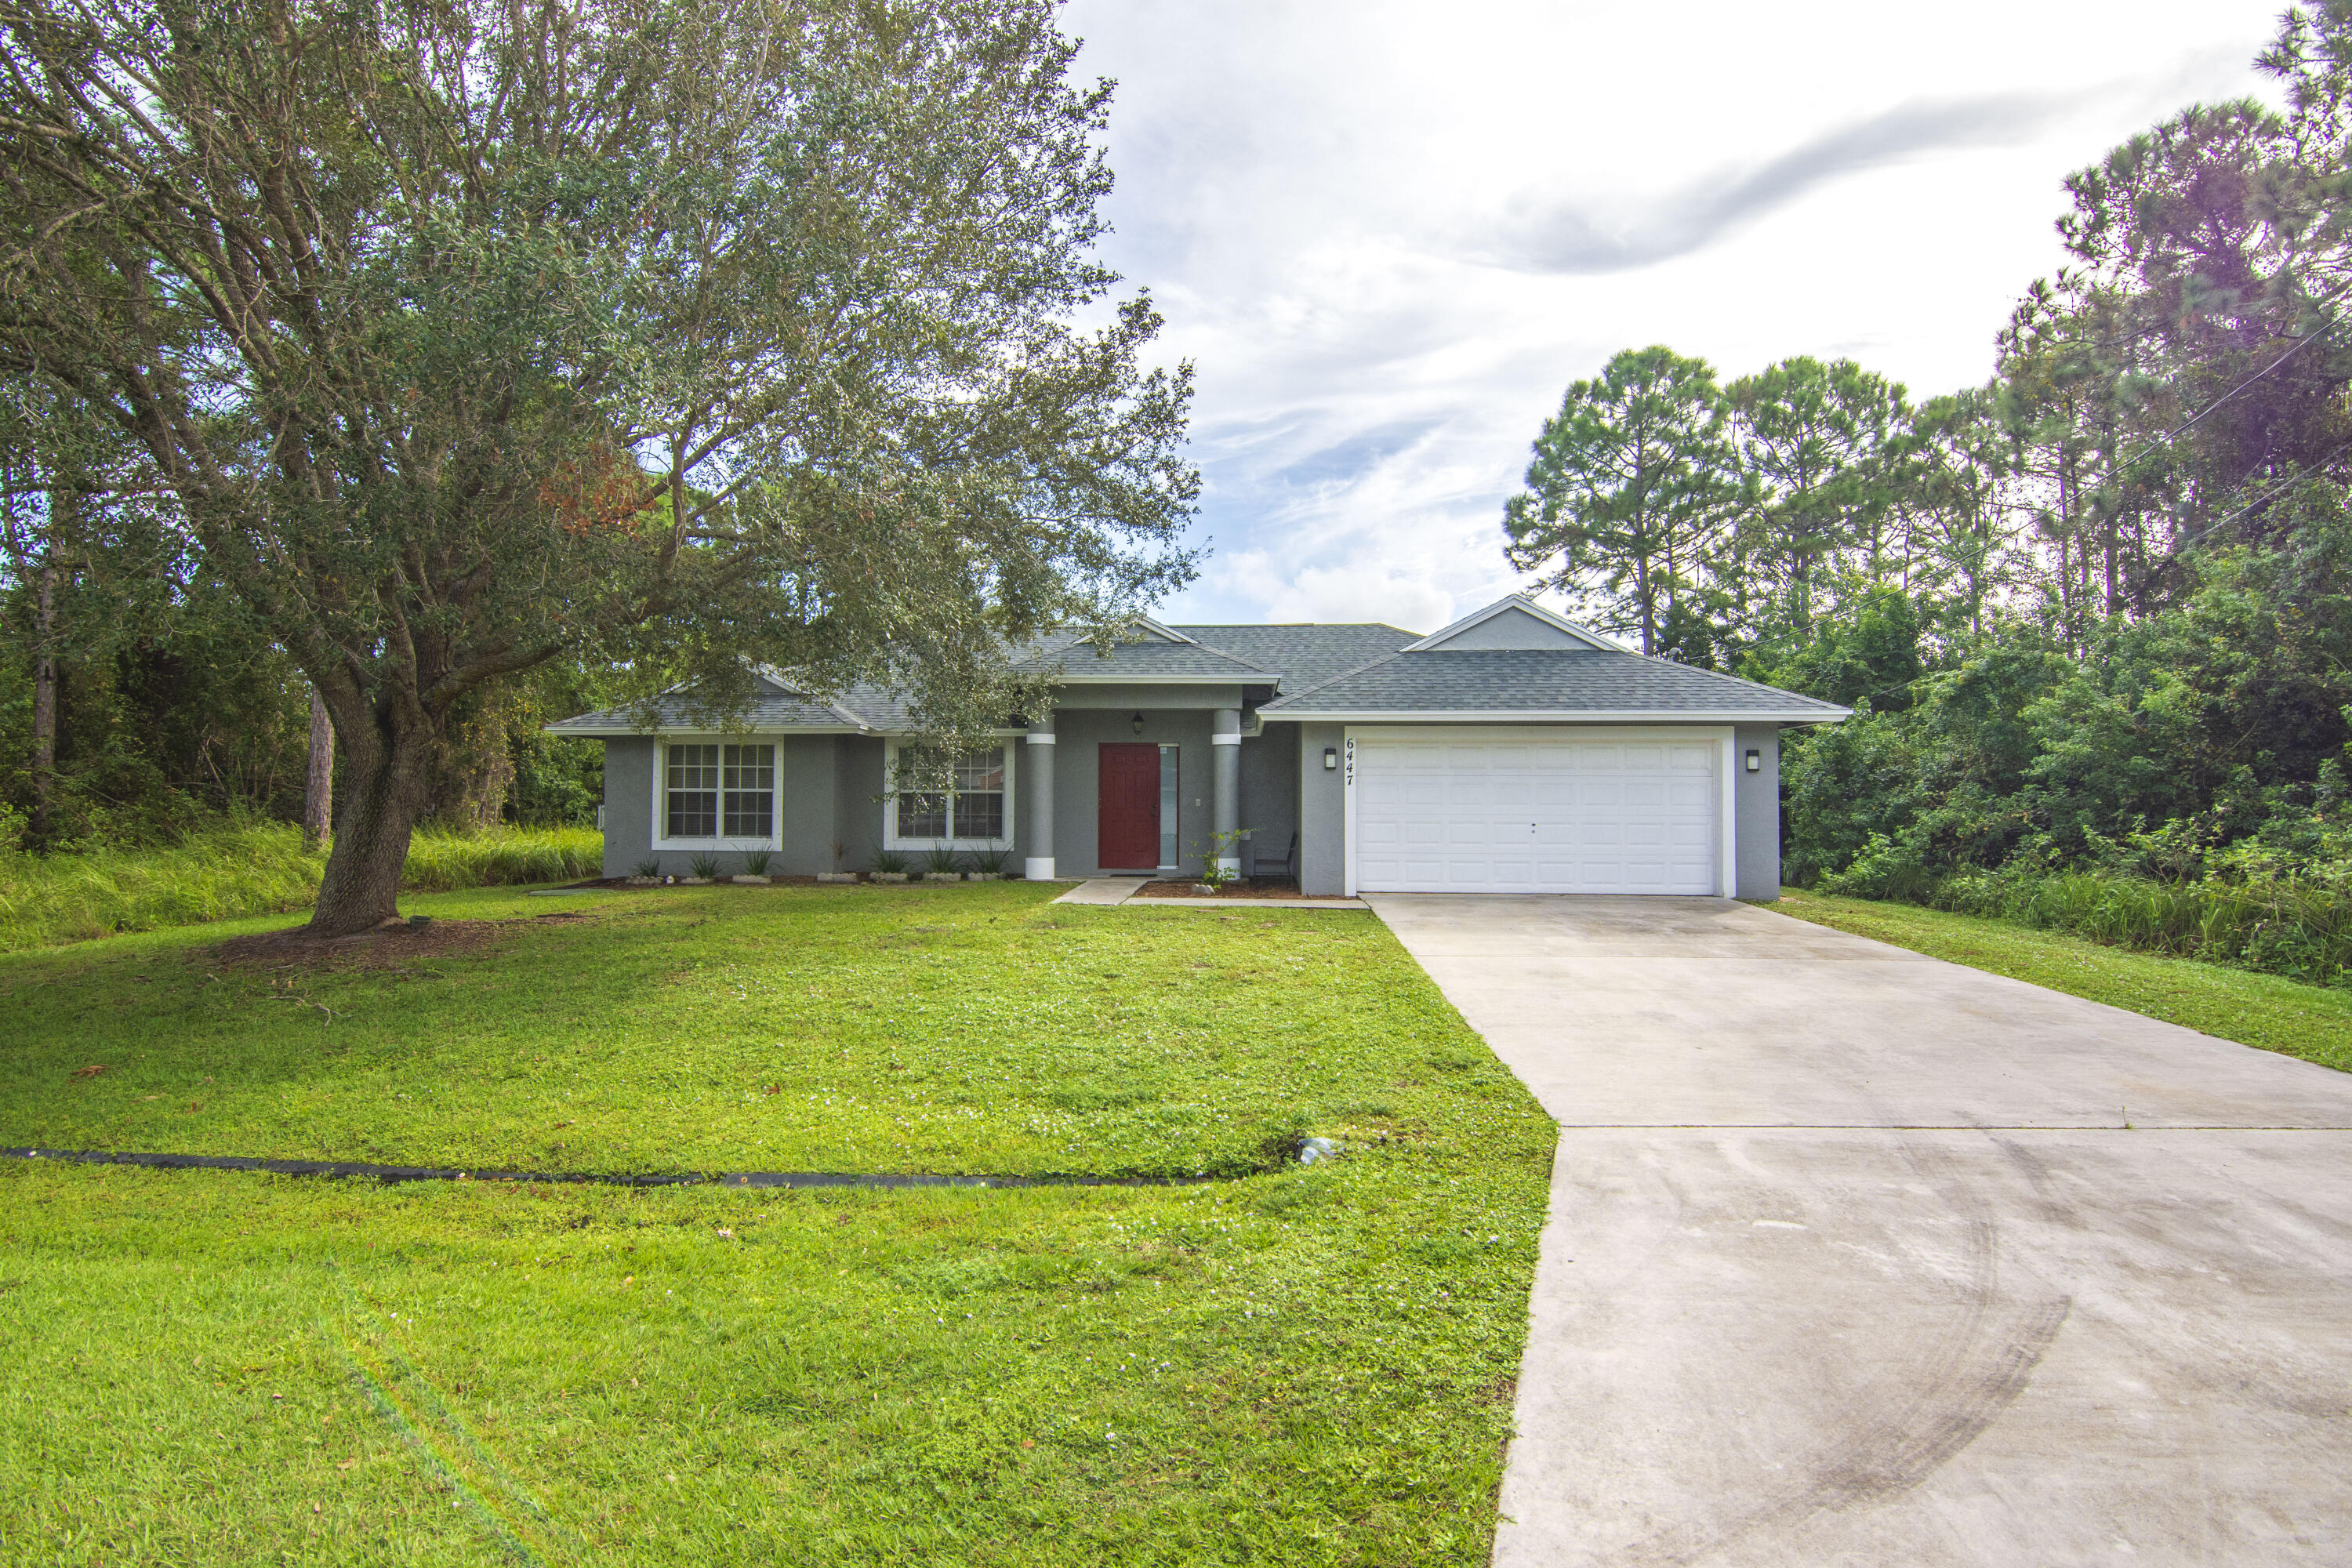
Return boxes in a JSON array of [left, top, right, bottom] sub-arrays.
[[0, 1147, 1218, 1190]]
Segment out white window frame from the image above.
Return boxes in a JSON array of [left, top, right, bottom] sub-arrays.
[[882, 738, 1018, 851], [650, 737, 782, 851]]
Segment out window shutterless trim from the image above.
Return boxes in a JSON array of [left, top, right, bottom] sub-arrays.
[[881, 739, 1016, 851], [650, 737, 782, 851]]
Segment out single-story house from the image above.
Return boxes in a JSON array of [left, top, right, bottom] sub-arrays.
[[549, 593, 1849, 898]]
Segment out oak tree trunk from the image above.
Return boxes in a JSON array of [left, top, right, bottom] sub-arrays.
[[303, 688, 335, 848], [303, 704, 437, 938]]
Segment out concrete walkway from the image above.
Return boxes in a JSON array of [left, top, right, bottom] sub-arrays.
[[1051, 877, 1149, 906], [1368, 895, 2352, 1566]]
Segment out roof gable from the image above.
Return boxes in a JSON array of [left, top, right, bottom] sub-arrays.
[[1404, 595, 1625, 652]]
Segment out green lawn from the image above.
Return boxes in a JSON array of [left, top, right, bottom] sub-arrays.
[[1773, 887, 2352, 1073], [0, 884, 1553, 1566]]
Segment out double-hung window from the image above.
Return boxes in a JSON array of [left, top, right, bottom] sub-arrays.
[[664, 742, 773, 841], [889, 744, 1011, 845]]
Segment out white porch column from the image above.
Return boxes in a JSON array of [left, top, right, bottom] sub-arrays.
[[1211, 708, 1243, 874], [1024, 722, 1057, 880]]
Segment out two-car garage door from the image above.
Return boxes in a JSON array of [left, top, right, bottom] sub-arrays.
[[1352, 734, 1721, 895]]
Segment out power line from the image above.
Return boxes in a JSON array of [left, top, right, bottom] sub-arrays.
[[2170, 434, 2352, 555], [2112, 296, 2347, 482]]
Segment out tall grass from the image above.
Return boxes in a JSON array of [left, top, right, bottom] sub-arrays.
[[0, 823, 602, 953], [1833, 863, 2352, 987]]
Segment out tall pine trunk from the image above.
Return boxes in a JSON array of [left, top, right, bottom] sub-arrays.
[[303, 688, 334, 848], [29, 555, 56, 850]]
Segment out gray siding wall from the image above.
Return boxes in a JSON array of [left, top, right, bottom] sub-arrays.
[[1298, 721, 1345, 896], [600, 737, 655, 877], [1733, 723, 1781, 901], [1049, 707, 1214, 876], [1240, 723, 1299, 873]]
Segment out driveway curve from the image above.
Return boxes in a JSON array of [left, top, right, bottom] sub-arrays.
[[1370, 895, 2352, 1567]]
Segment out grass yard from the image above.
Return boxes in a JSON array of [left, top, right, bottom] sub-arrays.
[[1774, 887, 2352, 1073], [0, 883, 1554, 1566]]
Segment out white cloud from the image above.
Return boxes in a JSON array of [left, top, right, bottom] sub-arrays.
[[1061, 0, 2284, 626]]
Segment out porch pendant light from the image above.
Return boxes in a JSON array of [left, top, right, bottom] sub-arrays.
[[1131, 711, 1146, 735]]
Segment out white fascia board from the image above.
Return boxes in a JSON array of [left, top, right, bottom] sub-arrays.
[[1261, 708, 1849, 724], [1132, 616, 1199, 644], [546, 724, 872, 737], [875, 727, 1028, 739], [1046, 673, 1258, 686], [1399, 593, 1629, 653]]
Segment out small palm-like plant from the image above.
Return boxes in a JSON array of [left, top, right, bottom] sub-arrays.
[[742, 851, 772, 876], [633, 857, 660, 878], [925, 844, 959, 875], [873, 848, 909, 875], [688, 853, 720, 880]]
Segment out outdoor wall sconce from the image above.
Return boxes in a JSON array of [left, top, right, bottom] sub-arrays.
[[1324, 747, 1338, 770], [1131, 711, 1146, 735], [1744, 749, 1761, 772]]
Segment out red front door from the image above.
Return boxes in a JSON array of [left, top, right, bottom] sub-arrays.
[[1098, 743, 1162, 869]]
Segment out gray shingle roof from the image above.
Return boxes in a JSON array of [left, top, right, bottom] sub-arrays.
[[1008, 631, 1275, 681], [1170, 624, 1418, 687], [1261, 649, 1849, 717], [545, 624, 1844, 732], [545, 676, 862, 735]]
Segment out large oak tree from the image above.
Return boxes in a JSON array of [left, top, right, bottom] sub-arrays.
[[0, 0, 1196, 933]]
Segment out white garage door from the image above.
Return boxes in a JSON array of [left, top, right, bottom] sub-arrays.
[[1353, 734, 1721, 894]]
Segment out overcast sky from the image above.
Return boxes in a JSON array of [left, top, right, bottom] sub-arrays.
[[1058, 0, 2290, 632]]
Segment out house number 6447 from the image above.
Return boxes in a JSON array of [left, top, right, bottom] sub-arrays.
[[1343, 737, 1355, 786]]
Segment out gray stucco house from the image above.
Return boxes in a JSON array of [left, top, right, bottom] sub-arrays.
[[550, 594, 1848, 898]]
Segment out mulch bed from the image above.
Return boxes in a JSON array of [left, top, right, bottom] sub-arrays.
[[1131, 879, 1334, 901], [210, 913, 588, 971]]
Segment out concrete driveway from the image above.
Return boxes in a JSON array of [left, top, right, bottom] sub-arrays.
[[1369, 895, 2352, 1566]]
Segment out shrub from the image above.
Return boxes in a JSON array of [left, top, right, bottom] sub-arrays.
[[742, 851, 772, 876], [687, 853, 721, 880]]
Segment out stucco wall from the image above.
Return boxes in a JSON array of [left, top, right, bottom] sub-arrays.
[[1047, 707, 1216, 875], [1239, 723, 1300, 874], [833, 735, 887, 870], [600, 737, 655, 877], [1733, 723, 1783, 902], [779, 736, 839, 876], [1297, 721, 1346, 896]]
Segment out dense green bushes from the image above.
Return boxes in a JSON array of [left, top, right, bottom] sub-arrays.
[[1819, 852, 2352, 987], [0, 824, 601, 952]]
